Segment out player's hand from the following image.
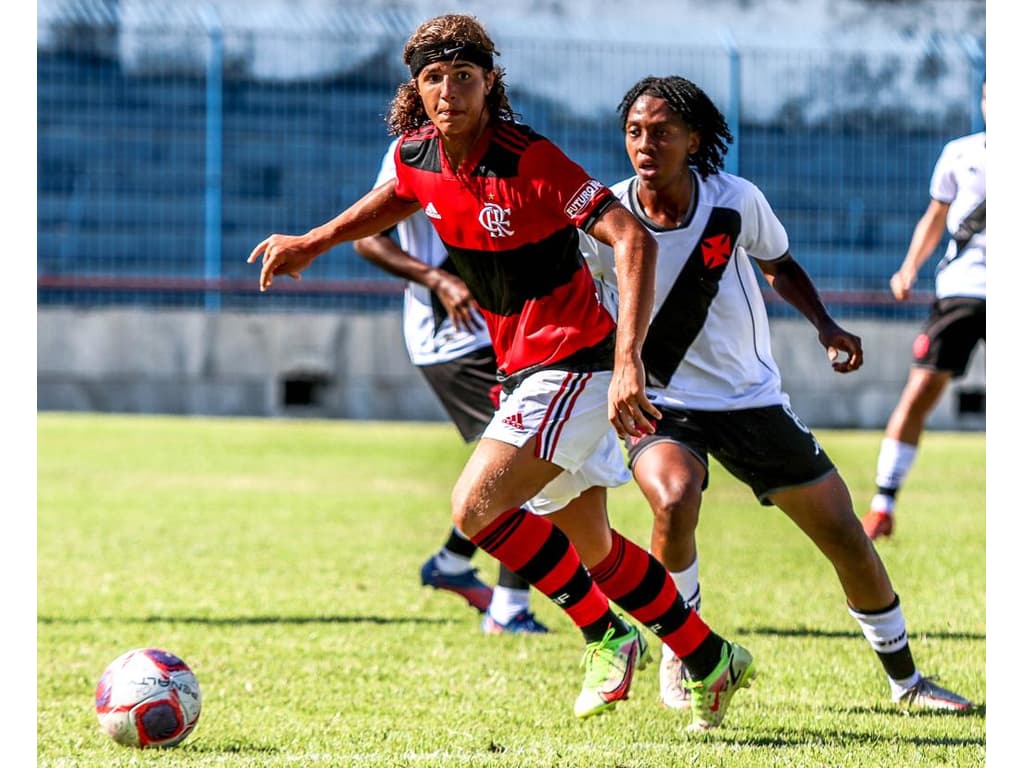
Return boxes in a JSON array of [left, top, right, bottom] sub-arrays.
[[247, 233, 321, 292], [435, 273, 484, 332], [820, 323, 863, 373], [889, 269, 915, 302], [608, 357, 661, 438]]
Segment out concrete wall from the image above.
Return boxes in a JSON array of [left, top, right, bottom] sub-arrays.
[[37, 308, 985, 430]]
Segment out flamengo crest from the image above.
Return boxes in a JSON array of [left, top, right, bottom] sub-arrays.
[[479, 203, 514, 237]]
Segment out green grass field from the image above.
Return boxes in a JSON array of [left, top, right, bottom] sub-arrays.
[[37, 413, 986, 766]]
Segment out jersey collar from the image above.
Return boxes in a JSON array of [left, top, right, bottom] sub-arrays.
[[627, 168, 700, 232]]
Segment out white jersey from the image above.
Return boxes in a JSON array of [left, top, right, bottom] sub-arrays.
[[373, 140, 492, 366], [582, 171, 790, 411], [930, 131, 986, 300]]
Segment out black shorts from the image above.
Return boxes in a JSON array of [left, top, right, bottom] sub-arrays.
[[417, 346, 501, 443], [912, 297, 985, 378], [625, 404, 836, 506]]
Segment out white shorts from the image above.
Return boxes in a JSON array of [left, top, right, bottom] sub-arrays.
[[481, 368, 631, 514]]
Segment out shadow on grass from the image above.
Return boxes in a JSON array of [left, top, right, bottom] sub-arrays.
[[38, 614, 453, 626], [180, 740, 283, 755], [697, 728, 985, 749], [843, 702, 987, 720], [740, 625, 986, 642]]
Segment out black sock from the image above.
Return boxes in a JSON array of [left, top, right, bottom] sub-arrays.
[[876, 646, 917, 681], [442, 527, 478, 559], [497, 564, 531, 590], [580, 613, 630, 645], [682, 633, 727, 680]]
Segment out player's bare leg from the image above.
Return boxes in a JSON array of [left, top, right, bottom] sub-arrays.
[[863, 367, 951, 539], [774, 472, 972, 710]]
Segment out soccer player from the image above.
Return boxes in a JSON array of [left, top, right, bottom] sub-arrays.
[[861, 82, 986, 541], [353, 140, 547, 635], [249, 15, 754, 730], [581, 75, 973, 713]]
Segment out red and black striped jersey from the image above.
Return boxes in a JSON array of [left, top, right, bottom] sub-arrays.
[[393, 119, 617, 377]]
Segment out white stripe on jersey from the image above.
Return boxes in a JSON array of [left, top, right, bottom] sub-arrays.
[[582, 171, 791, 411]]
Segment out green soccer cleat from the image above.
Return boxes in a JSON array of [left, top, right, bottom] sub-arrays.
[[573, 620, 651, 719], [685, 641, 756, 731]]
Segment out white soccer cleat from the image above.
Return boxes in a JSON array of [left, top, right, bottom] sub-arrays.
[[659, 645, 691, 710], [896, 677, 973, 711]]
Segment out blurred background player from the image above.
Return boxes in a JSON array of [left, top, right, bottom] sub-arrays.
[[861, 81, 986, 541], [582, 74, 973, 713], [353, 139, 547, 635]]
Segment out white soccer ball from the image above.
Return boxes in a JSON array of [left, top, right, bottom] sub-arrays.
[[94, 648, 202, 748]]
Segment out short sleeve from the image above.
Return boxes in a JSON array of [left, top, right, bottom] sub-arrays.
[[391, 137, 419, 203], [742, 181, 789, 262], [521, 140, 614, 229], [928, 142, 958, 204], [578, 229, 619, 319], [373, 139, 400, 188]]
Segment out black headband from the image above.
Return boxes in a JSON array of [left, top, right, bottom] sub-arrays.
[[409, 41, 494, 78]]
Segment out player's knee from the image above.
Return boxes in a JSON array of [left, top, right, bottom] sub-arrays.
[[650, 487, 701, 535], [450, 491, 475, 537], [451, 486, 495, 539]]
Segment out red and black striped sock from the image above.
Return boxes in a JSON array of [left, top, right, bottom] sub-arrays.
[[590, 529, 725, 679], [472, 507, 625, 643]]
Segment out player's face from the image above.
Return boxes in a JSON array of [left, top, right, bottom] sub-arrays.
[[624, 95, 700, 189], [416, 60, 495, 140]]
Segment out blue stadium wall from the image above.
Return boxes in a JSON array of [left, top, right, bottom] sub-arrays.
[[36, 16, 986, 428]]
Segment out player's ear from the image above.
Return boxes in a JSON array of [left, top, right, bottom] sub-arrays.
[[484, 69, 496, 95], [688, 130, 701, 157]]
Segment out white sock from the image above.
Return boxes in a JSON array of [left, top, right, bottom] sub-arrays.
[[663, 558, 700, 662], [848, 602, 920, 698], [434, 548, 473, 576], [869, 494, 895, 515], [874, 437, 917, 497], [487, 586, 529, 624], [888, 671, 923, 699], [670, 557, 701, 614]]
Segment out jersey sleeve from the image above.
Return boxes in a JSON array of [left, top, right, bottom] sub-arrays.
[[391, 136, 420, 204], [373, 139, 400, 188], [741, 181, 789, 262], [928, 141, 958, 204], [521, 140, 614, 229], [578, 229, 620, 319]]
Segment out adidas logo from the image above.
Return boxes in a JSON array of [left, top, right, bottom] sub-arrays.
[[502, 412, 525, 431], [424, 202, 442, 219]]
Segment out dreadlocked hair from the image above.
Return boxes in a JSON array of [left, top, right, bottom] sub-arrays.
[[617, 76, 733, 180], [387, 14, 515, 135]]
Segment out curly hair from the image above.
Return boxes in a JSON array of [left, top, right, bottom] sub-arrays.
[[617, 76, 733, 179], [387, 14, 515, 135]]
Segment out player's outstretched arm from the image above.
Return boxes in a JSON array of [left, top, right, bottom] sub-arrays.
[[247, 180, 420, 292]]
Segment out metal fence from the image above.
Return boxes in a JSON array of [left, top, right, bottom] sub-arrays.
[[37, 3, 985, 320]]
